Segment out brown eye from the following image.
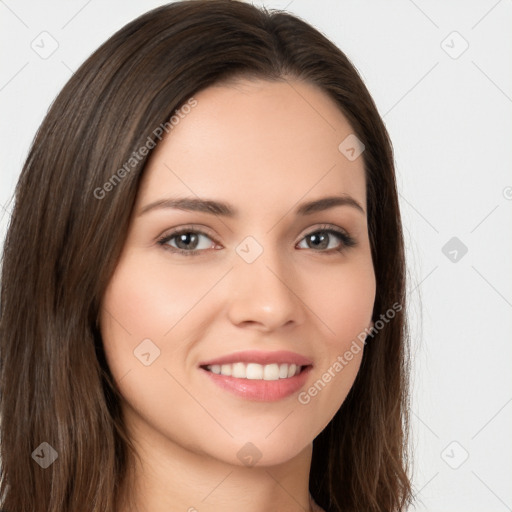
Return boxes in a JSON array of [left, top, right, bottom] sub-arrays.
[[157, 229, 218, 256], [297, 226, 356, 254]]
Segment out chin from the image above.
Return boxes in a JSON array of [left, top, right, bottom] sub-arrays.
[[213, 434, 313, 469]]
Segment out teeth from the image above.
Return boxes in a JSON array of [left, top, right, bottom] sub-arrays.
[[220, 364, 232, 376], [279, 364, 289, 378], [263, 363, 279, 380], [246, 363, 263, 380], [205, 362, 303, 380], [232, 362, 246, 378]]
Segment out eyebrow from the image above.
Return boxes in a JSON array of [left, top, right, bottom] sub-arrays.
[[138, 194, 366, 217]]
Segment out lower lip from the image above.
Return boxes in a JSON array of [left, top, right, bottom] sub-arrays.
[[199, 366, 312, 402]]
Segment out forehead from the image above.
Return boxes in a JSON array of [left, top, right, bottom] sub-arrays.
[[137, 78, 366, 215]]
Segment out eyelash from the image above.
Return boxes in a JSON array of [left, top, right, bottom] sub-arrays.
[[156, 224, 357, 257]]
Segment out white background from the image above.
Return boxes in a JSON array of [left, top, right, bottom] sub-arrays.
[[1, 1, 511, 511]]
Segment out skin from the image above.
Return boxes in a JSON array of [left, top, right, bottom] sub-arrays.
[[100, 78, 376, 512]]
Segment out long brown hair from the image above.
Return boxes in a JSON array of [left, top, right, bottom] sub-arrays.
[[0, 1, 412, 510]]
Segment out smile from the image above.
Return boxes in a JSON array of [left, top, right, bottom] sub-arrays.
[[203, 362, 304, 380]]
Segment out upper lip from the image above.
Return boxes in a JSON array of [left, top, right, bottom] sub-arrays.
[[199, 350, 313, 367]]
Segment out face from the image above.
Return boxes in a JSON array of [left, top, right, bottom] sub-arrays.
[[100, 78, 376, 467]]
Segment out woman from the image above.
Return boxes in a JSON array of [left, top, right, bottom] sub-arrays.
[[0, 1, 412, 511]]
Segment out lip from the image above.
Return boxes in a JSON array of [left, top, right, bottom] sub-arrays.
[[198, 350, 313, 367], [198, 350, 314, 402], [199, 364, 313, 402]]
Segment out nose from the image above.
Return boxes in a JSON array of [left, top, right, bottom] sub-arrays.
[[226, 245, 305, 332]]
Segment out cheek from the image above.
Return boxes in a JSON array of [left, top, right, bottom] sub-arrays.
[[98, 252, 225, 405], [295, 255, 375, 431], [306, 255, 376, 348], [100, 252, 220, 344], [99, 254, 178, 385]]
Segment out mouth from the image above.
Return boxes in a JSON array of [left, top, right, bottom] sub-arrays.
[[198, 362, 313, 402]]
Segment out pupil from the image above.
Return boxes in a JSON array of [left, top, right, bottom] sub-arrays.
[[178, 233, 197, 250], [310, 232, 327, 249]]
